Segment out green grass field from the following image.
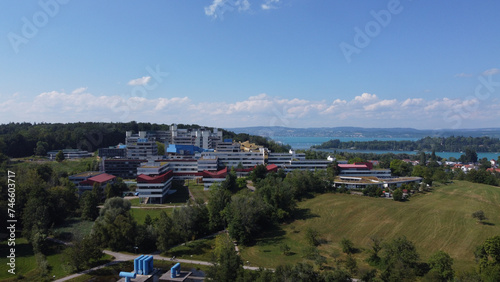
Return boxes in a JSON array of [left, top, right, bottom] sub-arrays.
[[240, 180, 500, 271], [10, 157, 98, 175], [0, 238, 112, 281], [186, 181, 210, 202], [130, 208, 173, 224], [164, 237, 216, 262]]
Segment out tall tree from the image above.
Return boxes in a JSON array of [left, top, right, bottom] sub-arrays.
[[427, 250, 454, 282], [381, 236, 420, 281], [55, 150, 65, 162], [207, 234, 243, 282], [207, 184, 232, 232], [80, 190, 99, 220], [92, 197, 137, 251]]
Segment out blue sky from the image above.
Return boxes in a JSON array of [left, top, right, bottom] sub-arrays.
[[0, 0, 499, 129]]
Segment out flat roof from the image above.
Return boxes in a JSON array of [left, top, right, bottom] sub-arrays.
[[338, 164, 369, 169], [88, 173, 116, 183]]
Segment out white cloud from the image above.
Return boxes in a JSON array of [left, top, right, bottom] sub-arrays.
[[205, 0, 250, 19], [2, 88, 500, 129], [364, 99, 397, 111], [353, 93, 378, 103], [72, 87, 87, 94], [127, 76, 151, 86], [262, 0, 280, 10], [482, 68, 499, 76], [401, 98, 424, 107]]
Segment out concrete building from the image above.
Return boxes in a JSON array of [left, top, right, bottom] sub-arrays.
[[215, 139, 241, 152], [201, 148, 267, 169], [338, 163, 392, 178], [98, 146, 126, 158], [136, 170, 173, 204], [154, 124, 223, 150], [197, 156, 219, 172], [283, 159, 333, 173], [48, 149, 92, 159], [102, 158, 146, 179], [334, 162, 421, 190], [125, 131, 158, 159]]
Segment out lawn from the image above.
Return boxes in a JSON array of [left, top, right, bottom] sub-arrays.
[[0, 238, 109, 281], [187, 181, 210, 202], [130, 208, 173, 224], [163, 237, 216, 262], [240, 181, 500, 272], [10, 157, 98, 175], [52, 218, 95, 241]]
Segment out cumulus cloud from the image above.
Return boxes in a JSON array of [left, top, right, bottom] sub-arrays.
[[127, 76, 151, 86], [482, 68, 499, 76], [2, 88, 499, 129]]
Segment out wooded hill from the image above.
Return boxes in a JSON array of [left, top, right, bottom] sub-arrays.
[[312, 136, 500, 153]]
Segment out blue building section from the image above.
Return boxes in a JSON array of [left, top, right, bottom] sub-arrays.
[[133, 255, 154, 275], [166, 144, 208, 155], [224, 139, 232, 142], [171, 263, 181, 278]]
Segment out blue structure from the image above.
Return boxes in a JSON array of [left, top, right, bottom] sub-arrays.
[[119, 271, 136, 282], [166, 144, 207, 155], [171, 263, 181, 278], [132, 255, 154, 275]]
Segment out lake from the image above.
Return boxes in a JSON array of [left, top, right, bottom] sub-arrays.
[[271, 136, 500, 160]]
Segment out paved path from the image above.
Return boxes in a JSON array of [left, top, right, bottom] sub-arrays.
[[54, 247, 264, 281]]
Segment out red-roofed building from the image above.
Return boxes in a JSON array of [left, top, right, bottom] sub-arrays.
[[75, 173, 116, 194], [338, 163, 391, 178], [266, 164, 279, 173], [202, 167, 228, 190], [136, 170, 174, 204], [487, 168, 500, 173]]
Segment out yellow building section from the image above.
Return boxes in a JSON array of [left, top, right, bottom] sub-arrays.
[[239, 141, 263, 152]]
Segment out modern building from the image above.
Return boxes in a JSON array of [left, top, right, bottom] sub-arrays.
[[337, 163, 392, 178], [197, 156, 219, 172], [125, 131, 158, 159], [98, 146, 126, 158], [47, 149, 92, 159], [102, 158, 146, 179], [69, 172, 116, 194], [68, 171, 104, 186], [334, 162, 421, 190], [201, 148, 267, 169], [136, 170, 174, 204], [215, 139, 241, 152], [283, 159, 333, 173]]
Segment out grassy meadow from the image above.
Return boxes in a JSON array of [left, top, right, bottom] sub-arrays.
[[240, 180, 500, 271]]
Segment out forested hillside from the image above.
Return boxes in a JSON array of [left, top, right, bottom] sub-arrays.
[[313, 136, 500, 152]]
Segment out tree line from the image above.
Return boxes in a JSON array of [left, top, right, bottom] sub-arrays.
[[313, 136, 500, 153]]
